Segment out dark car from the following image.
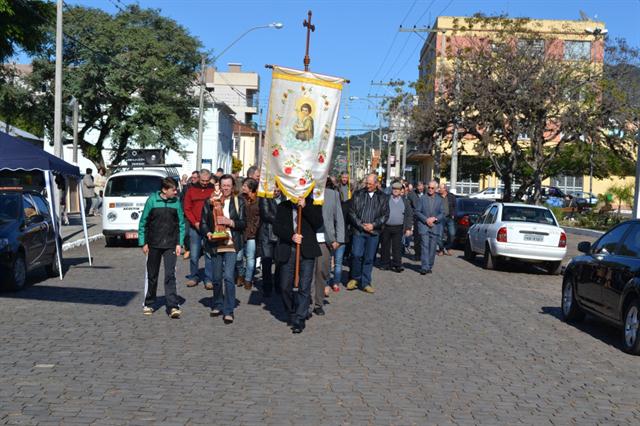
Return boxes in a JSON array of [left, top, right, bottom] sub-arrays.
[[0, 187, 60, 290], [561, 219, 640, 354], [454, 197, 493, 246]]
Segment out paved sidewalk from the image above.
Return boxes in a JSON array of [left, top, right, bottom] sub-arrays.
[[60, 213, 103, 251]]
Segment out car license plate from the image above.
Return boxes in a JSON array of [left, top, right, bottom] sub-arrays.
[[125, 232, 138, 240], [524, 234, 543, 242]]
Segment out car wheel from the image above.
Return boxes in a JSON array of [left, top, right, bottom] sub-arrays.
[[547, 261, 562, 275], [561, 275, 584, 323], [623, 299, 640, 355], [8, 252, 27, 291], [482, 244, 499, 270], [464, 239, 475, 260]]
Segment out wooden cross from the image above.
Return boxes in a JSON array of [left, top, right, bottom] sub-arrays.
[[303, 10, 315, 72]]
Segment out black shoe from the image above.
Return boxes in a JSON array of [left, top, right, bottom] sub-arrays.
[[292, 325, 303, 334], [313, 307, 325, 316], [420, 269, 427, 275], [393, 266, 404, 273], [378, 264, 390, 271], [306, 312, 313, 320]]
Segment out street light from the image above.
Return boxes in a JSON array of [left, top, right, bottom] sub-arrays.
[[196, 22, 284, 169]]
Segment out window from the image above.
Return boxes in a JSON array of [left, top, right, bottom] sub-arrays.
[[456, 177, 480, 195], [0, 193, 21, 222], [619, 225, 640, 258], [592, 223, 632, 255], [552, 176, 583, 194], [484, 206, 498, 224], [31, 195, 51, 219], [564, 40, 591, 61], [501, 206, 557, 226], [105, 176, 163, 197], [22, 195, 37, 220], [517, 39, 545, 55]]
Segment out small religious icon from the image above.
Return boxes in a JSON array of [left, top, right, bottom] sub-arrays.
[[293, 102, 314, 141]]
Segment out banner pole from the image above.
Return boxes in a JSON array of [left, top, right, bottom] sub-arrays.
[[293, 204, 302, 291]]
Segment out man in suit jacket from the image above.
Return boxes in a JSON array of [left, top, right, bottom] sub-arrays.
[[414, 180, 445, 275], [274, 194, 323, 334]]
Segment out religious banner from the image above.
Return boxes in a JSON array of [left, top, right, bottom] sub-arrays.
[[258, 65, 345, 204]]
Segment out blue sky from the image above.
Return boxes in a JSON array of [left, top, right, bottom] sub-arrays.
[[56, 0, 640, 132]]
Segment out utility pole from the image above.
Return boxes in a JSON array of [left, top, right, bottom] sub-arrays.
[[195, 55, 207, 170], [449, 64, 460, 193], [53, 0, 63, 158], [71, 98, 79, 163], [633, 130, 640, 219]]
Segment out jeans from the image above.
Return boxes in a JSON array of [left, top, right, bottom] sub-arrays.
[[238, 239, 257, 283], [420, 231, 440, 271], [350, 233, 379, 287], [210, 251, 237, 315], [187, 226, 212, 284], [438, 217, 457, 251], [279, 247, 315, 326], [332, 244, 346, 285]]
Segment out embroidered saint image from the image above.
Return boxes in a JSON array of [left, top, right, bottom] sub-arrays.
[[293, 102, 315, 141]]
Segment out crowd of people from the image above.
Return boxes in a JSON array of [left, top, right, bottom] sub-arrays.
[[138, 168, 458, 334]]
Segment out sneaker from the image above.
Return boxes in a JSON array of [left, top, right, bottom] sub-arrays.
[[204, 282, 214, 290], [210, 309, 221, 317], [313, 306, 325, 316], [331, 284, 340, 293], [169, 307, 182, 319], [363, 285, 375, 294], [143, 306, 154, 315], [346, 279, 359, 291], [185, 279, 198, 287]]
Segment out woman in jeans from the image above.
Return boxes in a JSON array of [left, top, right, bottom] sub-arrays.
[[237, 178, 260, 290]]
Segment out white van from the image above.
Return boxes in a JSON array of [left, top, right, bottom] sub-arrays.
[[102, 165, 181, 246]]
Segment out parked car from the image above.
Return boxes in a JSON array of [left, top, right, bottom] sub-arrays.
[[569, 191, 598, 206], [464, 202, 567, 274], [454, 197, 493, 246], [102, 165, 181, 246], [561, 220, 640, 354], [0, 187, 60, 290], [469, 187, 503, 200]]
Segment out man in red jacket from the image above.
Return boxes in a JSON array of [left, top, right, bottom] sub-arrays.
[[183, 169, 215, 289]]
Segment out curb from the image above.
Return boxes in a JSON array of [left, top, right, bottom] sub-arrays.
[[563, 226, 604, 238], [62, 233, 104, 251]]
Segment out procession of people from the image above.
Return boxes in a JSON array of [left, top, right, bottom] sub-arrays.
[[138, 167, 458, 333]]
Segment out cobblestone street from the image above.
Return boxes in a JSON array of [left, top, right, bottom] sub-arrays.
[[2, 233, 640, 425]]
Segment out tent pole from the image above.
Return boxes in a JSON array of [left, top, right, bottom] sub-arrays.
[[44, 172, 63, 279], [78, 181, 93, 266]]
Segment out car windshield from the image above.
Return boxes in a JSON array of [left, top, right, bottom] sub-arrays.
[[105, 175, 163, 197], [0, 192, 21, 222], [459, 199, 492, 214], [501, 206, 557, 226]]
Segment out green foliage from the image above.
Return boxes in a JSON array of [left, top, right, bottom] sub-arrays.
[[607, 183, 634, 215], [231, 156, 243, 174], [0, 0, 53, 63], [26, 5, 202, 168]]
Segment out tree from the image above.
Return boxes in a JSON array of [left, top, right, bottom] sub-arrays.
[[27, 5, 202, 168], [0, 0, 53, 63], [408, 15, 640, 203], [608, 183, 634, 215]]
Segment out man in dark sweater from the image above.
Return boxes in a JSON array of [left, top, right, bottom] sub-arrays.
[[379, 181, 413, 273], [438, 183, 457, 256]]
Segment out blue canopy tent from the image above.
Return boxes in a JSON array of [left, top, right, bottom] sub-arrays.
[[0, 131, 93, 278]]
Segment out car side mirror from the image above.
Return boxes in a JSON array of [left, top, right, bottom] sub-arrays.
[[577, 241, 591, 254]]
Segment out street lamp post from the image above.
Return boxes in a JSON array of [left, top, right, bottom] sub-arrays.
[[195, 22, 283, 170], [349, 96, 384, 180]]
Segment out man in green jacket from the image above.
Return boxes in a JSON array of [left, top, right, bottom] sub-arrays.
[[138, 178, 186, 318]]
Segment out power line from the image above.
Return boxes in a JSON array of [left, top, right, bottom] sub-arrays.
[[105, 0, 126, 13]]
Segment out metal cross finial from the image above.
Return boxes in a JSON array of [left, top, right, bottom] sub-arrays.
[[303, 10, 315, 71]]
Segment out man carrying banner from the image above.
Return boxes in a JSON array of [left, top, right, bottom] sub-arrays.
[[346, 173, 389, 294], [274, 195, 323, 333]]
